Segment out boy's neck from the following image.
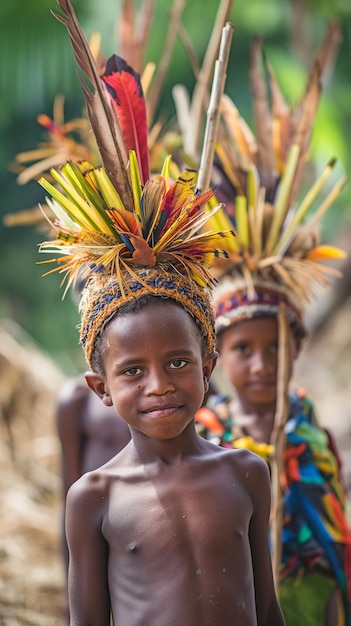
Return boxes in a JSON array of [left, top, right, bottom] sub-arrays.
[[129, 421, 206, 465]]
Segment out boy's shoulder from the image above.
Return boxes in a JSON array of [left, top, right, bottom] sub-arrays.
[[68, 442, 127, 485], [204, 437, 270, 479], [214, 445, 271, 508], [68, 463, 109, 497], [66, 454, 123, 517]]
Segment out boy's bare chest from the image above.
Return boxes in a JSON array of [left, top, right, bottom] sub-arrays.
[[102, 461, 252, 553]]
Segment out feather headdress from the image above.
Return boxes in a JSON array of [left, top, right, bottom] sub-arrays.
[[37, 0, 235, 367], [210, 21, 347, 334]]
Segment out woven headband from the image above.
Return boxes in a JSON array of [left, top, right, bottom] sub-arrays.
[[80, 268, 216, 368], [213, 279, 304, 337]]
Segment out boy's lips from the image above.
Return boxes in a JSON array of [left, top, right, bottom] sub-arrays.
[[142, 403, 181, 417]]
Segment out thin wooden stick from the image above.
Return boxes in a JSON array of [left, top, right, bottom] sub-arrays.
[[171, 0, 233, 159], [118, 0, 156, 73], [147, 0, 186, 125], [270, 304, 291, 594], [196, 22, 234, 194], [186, 0, 233, 158]]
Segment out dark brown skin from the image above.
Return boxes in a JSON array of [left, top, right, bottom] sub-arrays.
[[217, 317, 300, 443], [66, 300, 285, 626], [57, 376, 131, 488], [57, 376, 131, 624]]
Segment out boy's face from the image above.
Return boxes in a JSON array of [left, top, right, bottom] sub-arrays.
[[218, 316, 298, 411], [88, 300, 217, 440]]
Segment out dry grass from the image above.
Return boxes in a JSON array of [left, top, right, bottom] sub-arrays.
[[0, 320, 66, 626]]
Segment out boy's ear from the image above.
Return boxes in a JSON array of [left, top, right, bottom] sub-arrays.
[[203, 351, 218, 382], [85, 372, 113, 406]]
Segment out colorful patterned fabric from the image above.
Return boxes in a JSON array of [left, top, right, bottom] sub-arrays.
[[196, 389, 351, 624]]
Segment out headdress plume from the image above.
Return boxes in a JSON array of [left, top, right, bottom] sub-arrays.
[[101, 55, 150, 185], [53, 0, 134, 209], [37, 156, 231, 295], [36, 3, 235, 366], [212, 20, 346, 329]]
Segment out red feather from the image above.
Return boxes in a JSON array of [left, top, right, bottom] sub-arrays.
[[102, 55, 150, 185]]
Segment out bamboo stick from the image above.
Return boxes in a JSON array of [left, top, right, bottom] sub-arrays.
[[270, 305, 291, 593], [196, 22, 234, 194]]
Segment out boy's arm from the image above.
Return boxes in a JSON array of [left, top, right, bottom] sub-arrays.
[[66, 473, 111, 626], [57, 377, 88, 613], [246, 453, 286, 626], [57, 378, 87, 494]]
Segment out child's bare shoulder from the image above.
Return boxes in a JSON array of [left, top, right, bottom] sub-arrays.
[[204, 439, 269, 482], [67, 448, 131, 503], [234, 447, 270, 481], [229, 448, 271, 506], [214, 444, 270, 486], [66, 463, 113, 516]]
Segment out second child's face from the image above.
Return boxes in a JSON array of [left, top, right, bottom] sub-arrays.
[[218, 317, 297, 411], [99, 300, 216, 440]]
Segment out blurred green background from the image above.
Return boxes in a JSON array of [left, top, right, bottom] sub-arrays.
[[1, 0, 350, 375]]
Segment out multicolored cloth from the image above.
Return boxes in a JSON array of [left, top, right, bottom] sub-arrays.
[[196, 389, 351, 624]]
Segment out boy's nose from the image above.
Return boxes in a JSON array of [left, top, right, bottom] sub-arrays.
[[145, 368, 175, 395]]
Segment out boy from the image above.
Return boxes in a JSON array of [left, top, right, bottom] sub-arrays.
[[36, 66, 285, 626], [39, 156, 285, 623], [66, 291, 284, 625], [36, 4, 284, 621]]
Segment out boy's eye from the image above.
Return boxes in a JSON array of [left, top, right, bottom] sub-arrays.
[[124, 366, 142, 376], [169, 359, 187, 369]]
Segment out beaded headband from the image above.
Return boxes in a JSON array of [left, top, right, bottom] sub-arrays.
[[79, 268, 216, 368], [213, 278, 304, 338]]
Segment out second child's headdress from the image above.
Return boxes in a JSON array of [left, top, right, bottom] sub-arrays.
[[211, 23, 346, 338], [37, 0, 235, 368]]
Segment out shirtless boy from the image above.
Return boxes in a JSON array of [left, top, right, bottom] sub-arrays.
[[39, 157, 284, 626], [65, 294, 285, 626], [36, 6, 284, 618]]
